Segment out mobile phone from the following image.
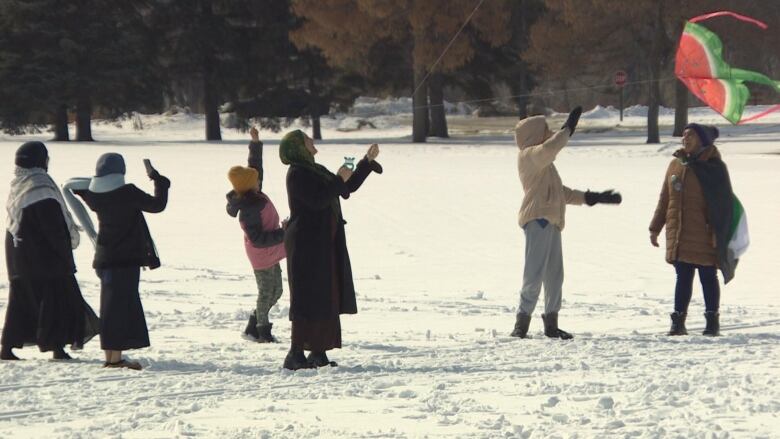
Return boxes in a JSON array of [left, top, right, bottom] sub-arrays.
[[143, 159, 154, 175]]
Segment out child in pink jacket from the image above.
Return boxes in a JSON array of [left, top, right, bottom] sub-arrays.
[[226, 127, 286, 342]]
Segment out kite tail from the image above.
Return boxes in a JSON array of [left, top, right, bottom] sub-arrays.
[[728, 68, 780, 90], [738, 104, 780, 124], [689, 11, 768, 29]]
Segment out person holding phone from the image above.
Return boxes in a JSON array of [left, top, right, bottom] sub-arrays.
[[278, 129, 382, 370], [226, 127, 287, 343], [65, 153, 170, 370]]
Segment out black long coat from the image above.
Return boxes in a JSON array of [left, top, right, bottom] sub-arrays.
[[285, 158, 379, 321], [74, 177, 169, 269], [5, 198, 76, 279], [3, 199, 99, 351]]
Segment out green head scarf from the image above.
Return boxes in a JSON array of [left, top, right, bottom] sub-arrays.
[[279, 129, 335, 181], [279, 130, 314, 166]]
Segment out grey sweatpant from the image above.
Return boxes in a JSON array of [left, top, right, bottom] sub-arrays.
[[518, 221, 563, 316], [254, 263, 283, 327]]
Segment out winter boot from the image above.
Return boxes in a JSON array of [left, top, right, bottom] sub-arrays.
[[541, 312, 573, 340], [256, 323, 277, 343], [0, 345, 20, 360], [52, 346, 72, 360], [668, 311, 688, 336], [307, 351, 337, 368], [283, 349, 314, 371], [702, 311, 720, 336], [244, 313, 259, 339], [510, 313, 532, 338], [103, 359, 142, 370]]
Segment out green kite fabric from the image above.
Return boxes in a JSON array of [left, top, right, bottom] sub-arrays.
[[675, 11, 780, 124]]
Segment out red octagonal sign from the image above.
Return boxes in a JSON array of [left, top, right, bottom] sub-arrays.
[[614, 70, 627, 87]]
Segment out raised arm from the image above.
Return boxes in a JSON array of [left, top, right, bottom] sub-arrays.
[[342, 143, 382, 197], [134, 174, 170, 213], [248, 127, 264, 189], [518, 129, 570, 170]]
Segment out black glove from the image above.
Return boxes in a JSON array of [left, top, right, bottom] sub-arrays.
[[561, 106, 583, 136], [584, 189, 622, 206]]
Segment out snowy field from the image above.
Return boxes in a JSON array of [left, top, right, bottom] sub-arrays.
[[0, 107, 779, 438]]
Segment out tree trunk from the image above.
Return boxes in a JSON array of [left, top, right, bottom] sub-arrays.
[[646, 3, 664, 144], [75, 98, 94, 142], [673, 80, 688, 137], [203, 66, 221, 141], [52, 104, 69, 141], [428, 73, 448, 138], [412, 65, 428, 143], [312, 113, 322, 140], [647, 81, 660, 144]]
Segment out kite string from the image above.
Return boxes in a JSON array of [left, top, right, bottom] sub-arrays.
[[411, 0, 487, 98], [413, 76, 677, 110]]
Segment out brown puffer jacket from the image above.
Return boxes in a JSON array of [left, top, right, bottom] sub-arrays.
[[649, 147, 720, 266]]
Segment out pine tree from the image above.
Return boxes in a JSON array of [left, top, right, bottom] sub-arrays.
[[0, 0, 72, 138], [453, 0, 545, 118], [221, 2, 362, 141], [291, 0, 512, 142], [154, 0, 256, 141], [0, 0, 163, 141]]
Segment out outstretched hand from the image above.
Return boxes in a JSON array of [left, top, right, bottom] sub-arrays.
[[561, 106, 583, 136], [584, 189, 622, 206], [366, 144, 379, 162], [250, 126, 260, 142], [337, 166, 353, 182]]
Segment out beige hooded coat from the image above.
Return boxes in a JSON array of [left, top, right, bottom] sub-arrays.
[[515, 116, 585, 230]]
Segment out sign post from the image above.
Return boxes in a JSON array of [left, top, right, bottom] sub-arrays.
[[614, 70, 627, 122]]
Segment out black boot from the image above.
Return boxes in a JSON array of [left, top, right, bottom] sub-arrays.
[[307, 351, 337, 368], [244, 313, 259, 339], [703, 311, 720, 336], [52, 346, 72, 360], [542, 312, 573, 340], [0, 345, 20, 360], [510, 313, 532, 338], [668, 311, 688, 336], [283, 349, 314, 370], [256, 323, 277, 343]]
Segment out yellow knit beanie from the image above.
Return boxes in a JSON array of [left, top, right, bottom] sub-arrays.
[[228, 166, 259, 194]]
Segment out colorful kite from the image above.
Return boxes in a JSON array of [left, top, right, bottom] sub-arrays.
[[675, 11, 780, 124]]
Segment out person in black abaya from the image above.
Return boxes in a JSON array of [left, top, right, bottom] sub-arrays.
[[278, 130, 382, 370], [1, 141, 99, 361], [68, 153, 170, 370]]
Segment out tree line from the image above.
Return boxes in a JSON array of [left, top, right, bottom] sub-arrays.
[[0, 0, 776, 144]]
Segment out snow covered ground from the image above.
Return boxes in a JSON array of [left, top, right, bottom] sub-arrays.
[[0, 107, 779, 438]]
